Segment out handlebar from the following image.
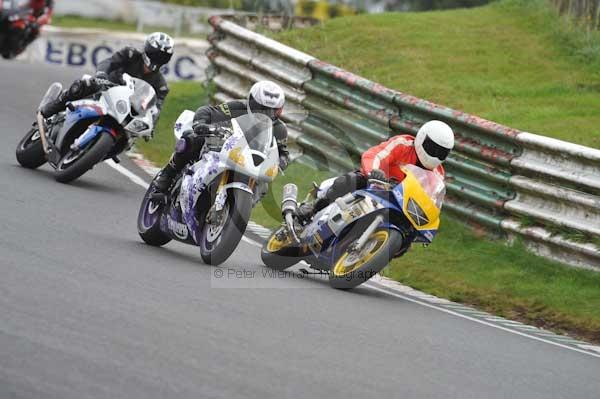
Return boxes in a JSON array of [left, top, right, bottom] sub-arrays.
[[367, 178, 397, 190]]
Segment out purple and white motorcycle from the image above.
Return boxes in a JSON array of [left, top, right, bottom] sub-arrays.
[[16, 73, 157, 183], [137, 111, 280, 265]]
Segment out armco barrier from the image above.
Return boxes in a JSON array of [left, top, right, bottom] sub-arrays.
[[206, 17, 600, 270], [19, 27, 209, 82]]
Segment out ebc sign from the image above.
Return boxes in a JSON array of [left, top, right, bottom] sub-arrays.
[[23, 29, 208, 82]]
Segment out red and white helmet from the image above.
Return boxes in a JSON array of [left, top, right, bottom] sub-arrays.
[[247, 81, 285, 118], [414, 120, 454, 170]]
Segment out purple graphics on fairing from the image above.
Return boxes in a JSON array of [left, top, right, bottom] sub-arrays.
[[180, 156, 214, 243], [223, 135, 239, 151], [180, 151, 226, 243]]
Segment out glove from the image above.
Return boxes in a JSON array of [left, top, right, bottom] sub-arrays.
[[193, 123, 212, 136], [368, 169, 387, 181], [106, 72, 125, 85], [279, 155, 289, 170]]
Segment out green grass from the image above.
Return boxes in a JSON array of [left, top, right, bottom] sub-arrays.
[[53, 15, 138, 32], [275, 0, 600, 148], [134, 81, 208, 163], [52, 15, 205, 39]]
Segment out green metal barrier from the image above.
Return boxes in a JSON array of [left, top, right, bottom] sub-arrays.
[[207, 16, 600, 270]]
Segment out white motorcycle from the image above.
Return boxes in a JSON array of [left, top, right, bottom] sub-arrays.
[[16, 73, 157, 183], [137, 111, 280, 265]]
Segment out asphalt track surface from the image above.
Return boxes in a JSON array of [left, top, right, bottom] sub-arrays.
[[1, 60, 599, 399]]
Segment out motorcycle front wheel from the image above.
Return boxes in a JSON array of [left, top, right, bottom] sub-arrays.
[[328, 228, 402, 290], [54, 133, 114, 183], [16, 125, 46, 169], [137, 183, 172, 247], [200, 189, 252, 266], [261, 226, 302, 270]]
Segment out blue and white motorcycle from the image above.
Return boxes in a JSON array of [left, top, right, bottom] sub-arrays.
[[16, 74, 157, 183], [137, 111, 280, 265], [262, 165, 446, 289]]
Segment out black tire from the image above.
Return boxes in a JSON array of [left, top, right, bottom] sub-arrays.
[[137, 184, 171, 247], [54, 133, 114, 183], [328, 228, 402, 290], [200, 189, 252, 265], [261, 226, 301, 270], [16, 126, 46, 169]]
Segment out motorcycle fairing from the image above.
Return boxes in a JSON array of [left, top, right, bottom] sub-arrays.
[[99, 85, 134, 124], [178, 118, 279, 242], [73, 125, 116, 151], [392, 171, 441, 232], [54, 101, 107, 151], [173, 110, 195, 139]]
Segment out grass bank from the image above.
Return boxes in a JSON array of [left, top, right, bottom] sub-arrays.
[[276, 0, 600, 148]]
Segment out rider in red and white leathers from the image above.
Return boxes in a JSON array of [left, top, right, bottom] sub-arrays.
[[297, 120, 454, 221]]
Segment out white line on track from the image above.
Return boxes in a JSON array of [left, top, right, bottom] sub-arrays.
[[105, 160, 149, 189], [367, 283, 600, 360], [108, 158, 600, 361]]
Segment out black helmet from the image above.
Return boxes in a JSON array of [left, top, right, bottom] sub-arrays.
[[143, 32, 174, 72]]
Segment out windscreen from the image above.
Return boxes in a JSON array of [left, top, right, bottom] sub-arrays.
[[129, 78, 157, 116], [404, 164, 446, 208], [233, 113, 273, 153]]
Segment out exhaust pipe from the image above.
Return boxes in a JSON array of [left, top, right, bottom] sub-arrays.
[[281, 184, 300, 244], [36, 112, 49, 154], [281, 183, 298, 215]]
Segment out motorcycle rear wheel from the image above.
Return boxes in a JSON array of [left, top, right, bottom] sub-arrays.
[[16, 126, 46, 169], [328, 228, 402, 290], [54, 133, 114, 183]]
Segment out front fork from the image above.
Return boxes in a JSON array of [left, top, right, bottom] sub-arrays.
[[348, 215, 384, 253], [205, 172, 256, 224]]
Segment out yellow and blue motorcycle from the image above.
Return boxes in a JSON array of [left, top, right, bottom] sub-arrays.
[[261, 164, 446, 289]]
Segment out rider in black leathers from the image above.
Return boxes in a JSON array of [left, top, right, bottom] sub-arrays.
[[40, 32, 174, 120], [152, 81, 290, 193]]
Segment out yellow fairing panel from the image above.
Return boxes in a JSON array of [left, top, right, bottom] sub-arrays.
[[401, 169, 441, 231]]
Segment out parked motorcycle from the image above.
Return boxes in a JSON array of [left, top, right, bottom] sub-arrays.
[[137, 111, 280, 265], [16, 73, 158, 183], [261, 164, 446, 289]]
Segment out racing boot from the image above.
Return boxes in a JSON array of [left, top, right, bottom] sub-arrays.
[[152, 162, 178, 194], [296, 197, 330, 224], [40, 78, 97, 119], [151, 149, 190, 194], [40, 94, 67, 119]]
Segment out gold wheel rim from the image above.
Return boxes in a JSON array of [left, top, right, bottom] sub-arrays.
[[267, 231, 292, 252], [333, 230, 389, 276]]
